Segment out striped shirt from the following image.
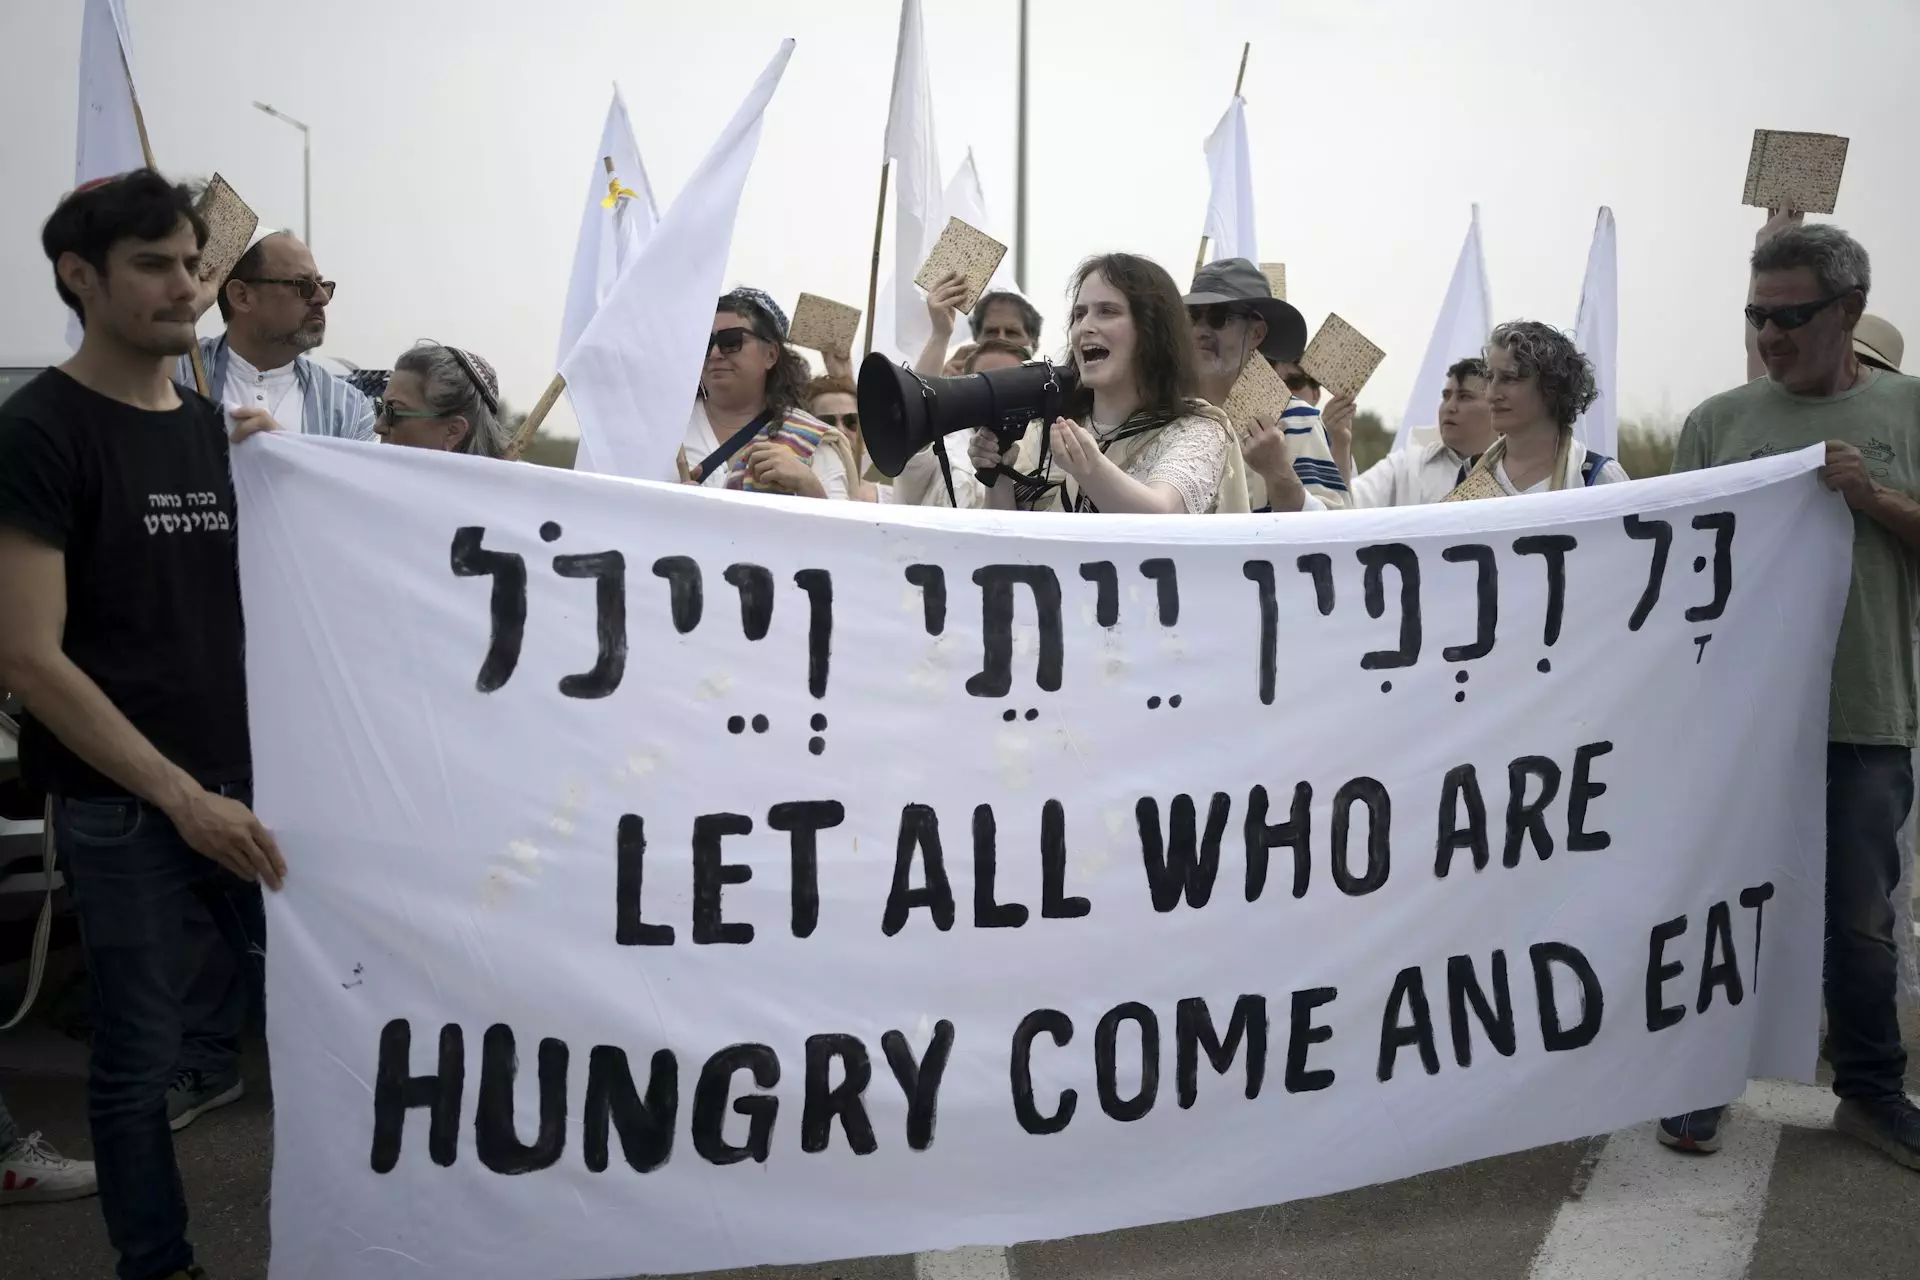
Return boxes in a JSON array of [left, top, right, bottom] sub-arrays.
[[173, 335, 376, 442], [1246, 397, 1351, 511]]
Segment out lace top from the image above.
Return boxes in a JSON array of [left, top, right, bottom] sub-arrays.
[[1089, 413, 1232, 514]]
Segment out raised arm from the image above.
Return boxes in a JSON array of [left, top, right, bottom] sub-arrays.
[[912, 272, 970, 377]]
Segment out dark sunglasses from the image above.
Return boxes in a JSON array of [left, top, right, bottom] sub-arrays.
[[1187, 304, 1251, 330], [1744, 292, 1850, 332], [707, 328, 760, 356], [240, 276, 336, 302], [817, 412, 860, 432]]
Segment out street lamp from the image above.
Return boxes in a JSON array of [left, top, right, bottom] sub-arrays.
[[252, 101, 311, 248]]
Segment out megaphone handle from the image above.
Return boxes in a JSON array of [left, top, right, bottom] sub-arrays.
[[980, 422, 1026, 487]]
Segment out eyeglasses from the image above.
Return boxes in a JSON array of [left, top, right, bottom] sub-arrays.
[[374, 398, 443, 426], [817, 412, 860, 432], [1744, 293, 1851, 332], [1187, 304, 1251, 330], [707, 329, 760, 356], [239, 277, 336, 302]]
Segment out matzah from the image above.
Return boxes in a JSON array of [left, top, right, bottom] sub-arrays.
[[195, 174, 259, 287], [787, 293, 862, 358], [1742, 130, 1849, 215], [1298, 313, 1385, 401], [913, 218, 1008, 315]]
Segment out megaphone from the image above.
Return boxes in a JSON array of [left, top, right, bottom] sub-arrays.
[[857, 352, 1081, 481]]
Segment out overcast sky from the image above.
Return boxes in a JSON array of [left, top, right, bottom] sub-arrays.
[[3, 0, 1916, 437]]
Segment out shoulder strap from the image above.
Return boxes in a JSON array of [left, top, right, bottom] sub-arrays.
[[1580, 450, 1612, 486], [695, 408, 778, 481]]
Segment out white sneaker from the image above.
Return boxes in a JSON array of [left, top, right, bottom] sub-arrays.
[[0, 1132, 98, 1205]]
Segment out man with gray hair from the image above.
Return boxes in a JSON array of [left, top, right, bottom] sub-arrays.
[[173, 231, 374, 441], [1663, 223, 1920, 1170]]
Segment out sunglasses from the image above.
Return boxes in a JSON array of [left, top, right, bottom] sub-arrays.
[[707, 328, 761, 356], [374, 398, 443, 425], [817, 412, 860, 432], [240, 276, 336, 302], [1187, 304, 1251, 330], [1744, 293, 1850, 332]]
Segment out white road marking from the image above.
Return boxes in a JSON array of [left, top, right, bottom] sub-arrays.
[[914, 1246, 1013, 1280], [1526, 1079, 1835, 1280], [1737, 1078, 1836, 1131]]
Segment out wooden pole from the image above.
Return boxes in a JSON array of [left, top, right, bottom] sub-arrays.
[[862, 162, 891, 357], [1193, 43, 1253, 284], [119, 46, 212, 398], [510, 373, 567, 459]]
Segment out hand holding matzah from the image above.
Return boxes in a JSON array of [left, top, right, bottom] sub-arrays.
[[1298, 314, 1386, 401], [913, 218, 1008, 315], [1220, 354, 1291, 435]]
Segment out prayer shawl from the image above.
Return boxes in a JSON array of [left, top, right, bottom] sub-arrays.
[[1443, 432, 1606, 502], [709, 407, 859, 495], [172, 334, 376, 441]]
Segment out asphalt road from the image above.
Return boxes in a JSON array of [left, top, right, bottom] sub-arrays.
[[3, 1007, 1916, 1280]]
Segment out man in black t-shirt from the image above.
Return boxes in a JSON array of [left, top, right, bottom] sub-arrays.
[[0, 171, 287, 1280]]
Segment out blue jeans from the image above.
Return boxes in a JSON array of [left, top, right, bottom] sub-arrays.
[[58, 784, 264, 1280], [175, 894, 250, 1082], [1825, 743, 1912, 1100]]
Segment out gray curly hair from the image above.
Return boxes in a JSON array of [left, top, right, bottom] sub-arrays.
[[1487, 320, 1597, 430], [1751, 224, 1871, 302]]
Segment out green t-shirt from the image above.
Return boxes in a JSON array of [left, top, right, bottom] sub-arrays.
[[1672, 368, 1920, 746]]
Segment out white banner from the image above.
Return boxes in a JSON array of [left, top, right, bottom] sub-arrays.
[[237, 440, 1851, 1280]]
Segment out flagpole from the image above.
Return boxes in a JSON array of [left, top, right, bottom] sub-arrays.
[[1014, 0, 1029, 291], [861, 161, 891, 357], [116, 43, 215, 399], [1194, 41, 1252, 278], [515, 155, 635, 460], [510, 374, 567, 459]]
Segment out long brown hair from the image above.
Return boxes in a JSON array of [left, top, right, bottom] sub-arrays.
[[1066, 253, 1198, 431]]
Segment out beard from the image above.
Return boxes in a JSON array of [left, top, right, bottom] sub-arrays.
[[275, 315, 327, 351]]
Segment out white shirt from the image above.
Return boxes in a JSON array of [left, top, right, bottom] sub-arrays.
[[1492, 455, 1630, 495], [1350, 429, 1475, 508], [681, 402, 849, 500], [892, 437, 985, 508], [221, 345, 305, 433]]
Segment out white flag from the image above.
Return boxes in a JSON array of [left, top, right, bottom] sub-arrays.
[[557, 84, 659, 367], [1201, 96, 1258, 265], [1573, 206, 1619, 459], [560, 41, 794, 482], [72, 0, 146, 347], [1395, 206, 1493, 449], [942, 149, 1019, 299], [76, 0, 143, 184], [559, 86, 659, 476], [870, 0, 946, 361]]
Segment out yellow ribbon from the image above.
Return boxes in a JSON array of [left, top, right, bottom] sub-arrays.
[[601, 178, 638, 209]]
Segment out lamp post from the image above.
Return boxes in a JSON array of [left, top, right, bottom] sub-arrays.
[[252, 101, 311, 248], [1014, 0, 1029, 292]]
